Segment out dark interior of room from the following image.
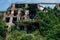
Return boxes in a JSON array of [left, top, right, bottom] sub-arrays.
[[14, 22, 39, 33], [28, 4, 37, 19], [5, 17, 10, 23], [15, 4, 25, 8], [12, 17, 17, 23], [21, 10, 25, 16], [14, 10, 18, 16]]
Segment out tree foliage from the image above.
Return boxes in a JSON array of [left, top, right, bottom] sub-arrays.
[[35, 7, 60, 40], [0, 18, 6, 37], [6, 30, 42, 40]]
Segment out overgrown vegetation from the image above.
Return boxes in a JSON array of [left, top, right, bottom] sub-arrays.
[[0, 7, 60, 40]]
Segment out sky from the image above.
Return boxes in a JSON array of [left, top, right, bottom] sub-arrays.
[[0, 0, 60, 11]]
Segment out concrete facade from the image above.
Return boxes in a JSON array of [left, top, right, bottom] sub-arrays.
[[3, 3, 40, 27]]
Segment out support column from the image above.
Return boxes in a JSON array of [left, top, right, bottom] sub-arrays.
[[9, 17, 13, 23], [24, 10, 29, 20], [3, 12, 6, 20], [17, 9, 21, 22]]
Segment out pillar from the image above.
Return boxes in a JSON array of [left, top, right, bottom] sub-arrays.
[[3, 12, 6, 20], [24, 10, 29, 20], [17, 9, 21, 22], [9, 17, 13, 23]]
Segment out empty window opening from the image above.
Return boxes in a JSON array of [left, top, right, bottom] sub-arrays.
[[5, 17, 10, 23], [14, 10, 18, 16], [20, 26, 24, 30], [12, 17, 17, 23], [7, 10, 11, 15], [28, 4, 37, 19], [9, 10, 11, 14], [21, 10, 25, 16], [29, 10, 37, 19]]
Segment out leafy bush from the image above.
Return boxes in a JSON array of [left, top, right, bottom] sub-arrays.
[[0, 36, 3, 40], [0, 19, 6, 37]]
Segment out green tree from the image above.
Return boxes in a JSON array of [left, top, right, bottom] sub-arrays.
[[6, 30, 27, 40], [35, 7, 60, 40], [0, 18, 6, 37], [0, 36, 3, 40], [6, 30, 41, 40]]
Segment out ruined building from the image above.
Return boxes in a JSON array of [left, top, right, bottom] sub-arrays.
[[0, 3, 59, 33], [3, 3, 40, 27]]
